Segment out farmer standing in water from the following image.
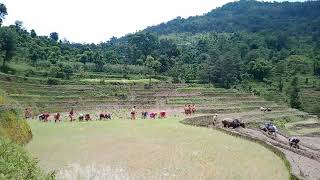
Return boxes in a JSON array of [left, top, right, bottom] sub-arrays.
[[24, 107, 32, 119], [69, 108, 74, 122], [131, 106, 136, 120]]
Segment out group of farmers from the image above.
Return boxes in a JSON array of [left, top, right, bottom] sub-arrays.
[[37, 108, 112, 122], [27, 104, 301, 149], [184, 104, 196, 116], [130, 106, 167, 120], [29, 106, 168, 122]]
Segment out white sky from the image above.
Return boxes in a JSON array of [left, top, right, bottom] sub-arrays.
[[1, 0, 305, 43]]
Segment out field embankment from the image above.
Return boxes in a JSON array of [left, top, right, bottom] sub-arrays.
[[0, 90, 53, 179]]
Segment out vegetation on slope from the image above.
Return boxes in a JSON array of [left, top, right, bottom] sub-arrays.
[[145, 0, 320, 36], [0, 0, 319, 114], [0, 90, 32, 145], [0, 90, 53, 179], [0, 138, 54, 179], [0, 107, 32, 145]]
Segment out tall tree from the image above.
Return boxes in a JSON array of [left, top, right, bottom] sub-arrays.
[[206, 53, 241, 88], [30, 29, 37, 38], [127, 33, 159, 57], [78, 54, 88, 65], [289, 77, 301, 109], [50, 32, 59, 42], [29, 43, 43, 66], [0, 28, 16, 67], [144, 55, 161, 86], [314, 56, 320, 76], [14, 20, 23, 32], [247, 58, 272, 81], [0, 3, 7, 26], [93, 52, 104, 72]]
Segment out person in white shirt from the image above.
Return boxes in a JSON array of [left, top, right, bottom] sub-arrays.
[[131, 106, 136, 120]]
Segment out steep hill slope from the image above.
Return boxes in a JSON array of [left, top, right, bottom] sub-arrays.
[[145, 0, 320, 36]]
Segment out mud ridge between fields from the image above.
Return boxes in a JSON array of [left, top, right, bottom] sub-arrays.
[[181, 117, 320, 180], [292, 123, 320, 129]]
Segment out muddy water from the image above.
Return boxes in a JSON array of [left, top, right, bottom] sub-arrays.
[[27, 117, 289, 180]]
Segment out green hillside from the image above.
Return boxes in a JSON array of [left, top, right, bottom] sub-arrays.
[[0, 0, 320, 114], [145, 0, 320, 35]]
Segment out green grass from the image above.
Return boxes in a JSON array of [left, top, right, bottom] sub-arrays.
[[80, 78, 159, 84], [285, 118, 320, 135], [26, 117, 289, 179], [0, 138, 54, 179], [177, 87, 237, 93], [292, 127, 320, 135], [0, 107, 33, 145]]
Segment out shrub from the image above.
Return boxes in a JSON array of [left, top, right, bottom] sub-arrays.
[[55, 72, 65, 79], [24, 69, 35, 77], [84, 63, 96, 72], [272, 119, 286, 129], [0, 96, 5, 105], [36, 60, 51, 68], [0, 65, 16, 74], [0, 108, 32, 145], [115, 92, 128, 100], [0, 138, 55, 179], [102, 64, 148, 75], [71, 62, 84, 71], [99, 78, 106, 85], [46, 78, 59, 85], [144, 84, 152, 89]]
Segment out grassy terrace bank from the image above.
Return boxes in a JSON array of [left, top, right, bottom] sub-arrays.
[[0, 92, 53, 179], [27, 117, 289, 179]]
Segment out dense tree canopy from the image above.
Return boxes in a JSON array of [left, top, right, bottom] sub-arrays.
[[0, 3, 7, 26], [0, 0, 319, 90], [49, 32, 59, 42], [145, 0, 320, 37], [0, 27, 16, 67]]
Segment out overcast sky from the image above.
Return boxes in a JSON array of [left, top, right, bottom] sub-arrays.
[[1, 0, 306, 43]]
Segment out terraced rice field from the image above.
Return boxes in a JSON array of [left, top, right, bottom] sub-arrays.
[[1, 76, 314, 128], [285, 118, 320, 136], [26, 117, 289, 180], [2, 74, 318, 179], [1, 74, 315, 129]]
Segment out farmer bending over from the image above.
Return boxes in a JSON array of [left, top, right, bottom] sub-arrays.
[[69, 108, 75, 122]]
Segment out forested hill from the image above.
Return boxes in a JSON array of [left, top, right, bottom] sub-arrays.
[[0, 0, 320, 114], [145, 0, 320, 36]]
